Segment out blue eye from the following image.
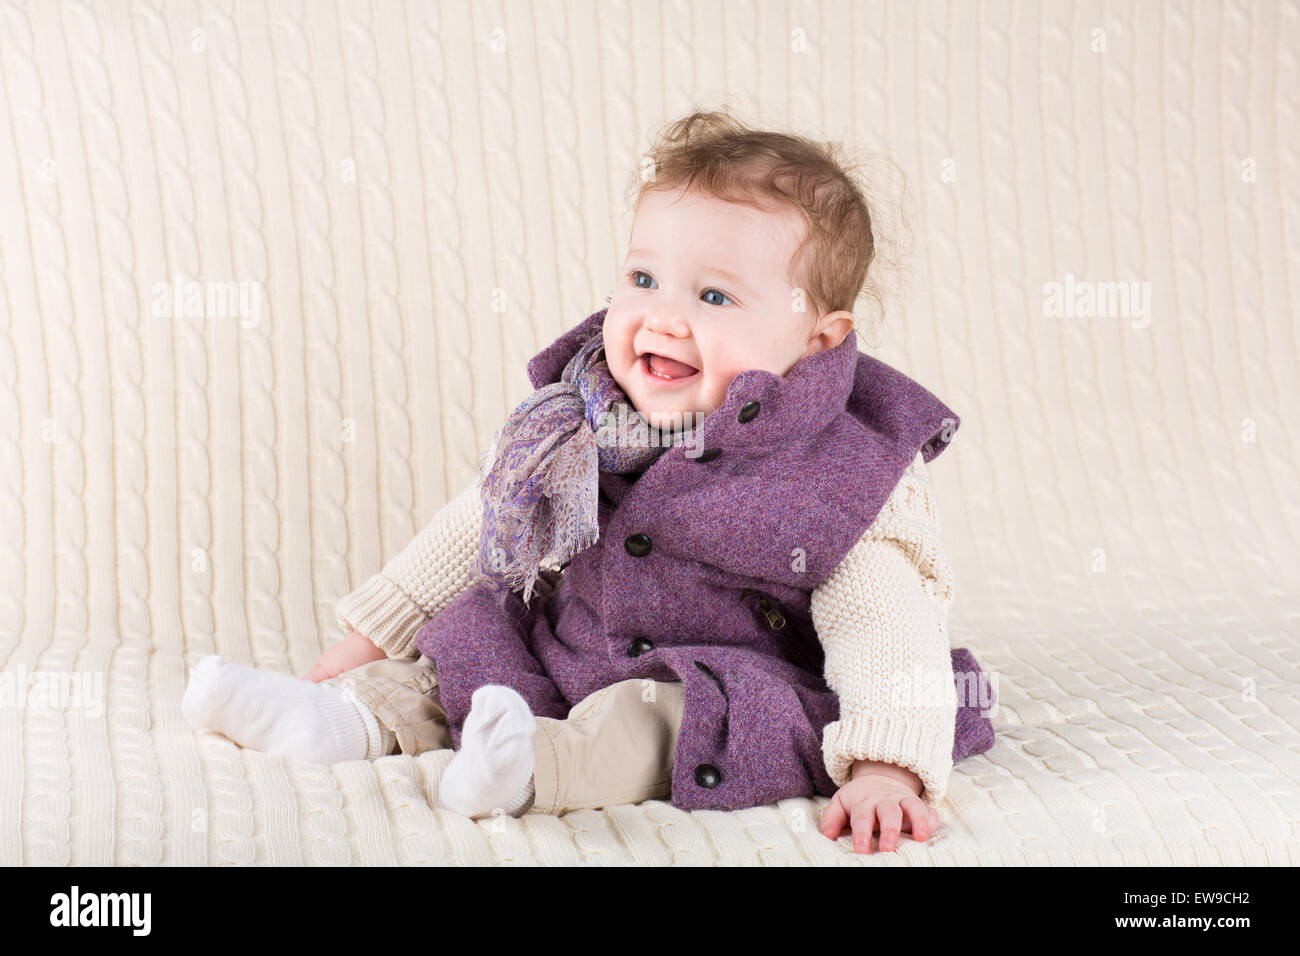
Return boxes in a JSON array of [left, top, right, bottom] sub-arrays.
[[627, 269, 733, 306]]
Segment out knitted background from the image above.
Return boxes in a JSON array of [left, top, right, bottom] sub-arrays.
[[0, 0, 1296, 865]]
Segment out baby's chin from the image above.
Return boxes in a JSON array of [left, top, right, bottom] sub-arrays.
[[611, 366, 716, 430], [640, 407, 695, 431], [629, 397, 717, 433]]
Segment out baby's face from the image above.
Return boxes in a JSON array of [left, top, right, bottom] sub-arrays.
[[603, 186, 850, 432]]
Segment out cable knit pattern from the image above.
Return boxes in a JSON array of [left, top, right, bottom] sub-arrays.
[[3, 0, 1296, 866], [333, 478, 485, 659]]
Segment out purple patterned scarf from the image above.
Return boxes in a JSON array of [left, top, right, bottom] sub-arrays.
[[476, 328, 690, 603]]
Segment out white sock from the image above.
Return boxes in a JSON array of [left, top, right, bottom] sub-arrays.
[[439, 685, 537, 819], [182, 654, 381, 765]]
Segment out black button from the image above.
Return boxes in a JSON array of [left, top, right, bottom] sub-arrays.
[[627, 637, 655, 657], [694, 764, 722, 789], [738, 401, 760, 423], [624, 533, 652, 557], [692, 446, 721, 463]]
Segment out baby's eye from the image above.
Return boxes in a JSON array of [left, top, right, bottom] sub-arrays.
[[627, 270, 732, 306]]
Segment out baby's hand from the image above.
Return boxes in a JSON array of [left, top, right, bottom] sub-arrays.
[[303, 628, 387, 682], [819, 763, 940, 854]]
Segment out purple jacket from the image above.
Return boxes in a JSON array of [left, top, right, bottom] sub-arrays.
[[416, 308, 994, 811]]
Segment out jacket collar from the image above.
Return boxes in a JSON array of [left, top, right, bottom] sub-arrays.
[[526, 308, 960, 463]]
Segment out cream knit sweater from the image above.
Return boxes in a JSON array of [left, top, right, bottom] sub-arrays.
[[334, 452, 958, 807]]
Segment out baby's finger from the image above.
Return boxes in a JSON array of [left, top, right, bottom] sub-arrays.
[[303, 662, 330, 683], [901, 797, 933, 842], [876, 801, 903, 852], [849, 801, 878, 854], [820, 792, 850, 840]]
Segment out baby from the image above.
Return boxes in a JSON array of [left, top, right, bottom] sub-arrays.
[[183, 109, 995, 854]]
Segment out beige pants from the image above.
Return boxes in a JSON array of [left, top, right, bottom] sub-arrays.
[[324, 655, 686, 815]]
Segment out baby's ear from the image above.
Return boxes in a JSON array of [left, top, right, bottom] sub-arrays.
[[808, 310, 855, 355]]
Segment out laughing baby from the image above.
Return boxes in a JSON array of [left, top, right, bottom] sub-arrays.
[[183, 108, 995, 854]]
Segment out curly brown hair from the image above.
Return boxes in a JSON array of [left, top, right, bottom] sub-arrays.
[[625, 107, 877, 324]]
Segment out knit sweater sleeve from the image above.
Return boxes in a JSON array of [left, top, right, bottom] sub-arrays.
[[333, 477, 484, 659], [811, 451, 958, 808]]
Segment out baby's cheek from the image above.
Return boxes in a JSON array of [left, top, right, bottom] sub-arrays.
[[706, 364, 744, 407], [605, 337, 636, 391], [694, 385, 724, 419]]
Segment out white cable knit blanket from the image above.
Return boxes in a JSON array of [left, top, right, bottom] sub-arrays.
[[0, 0, 1296, 865]]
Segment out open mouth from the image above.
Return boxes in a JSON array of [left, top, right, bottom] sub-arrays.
[[639, 352, 700, 384]]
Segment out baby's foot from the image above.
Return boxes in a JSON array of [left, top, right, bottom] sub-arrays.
[[439, 685, 537, 819], [182, 654, 382, 764]]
